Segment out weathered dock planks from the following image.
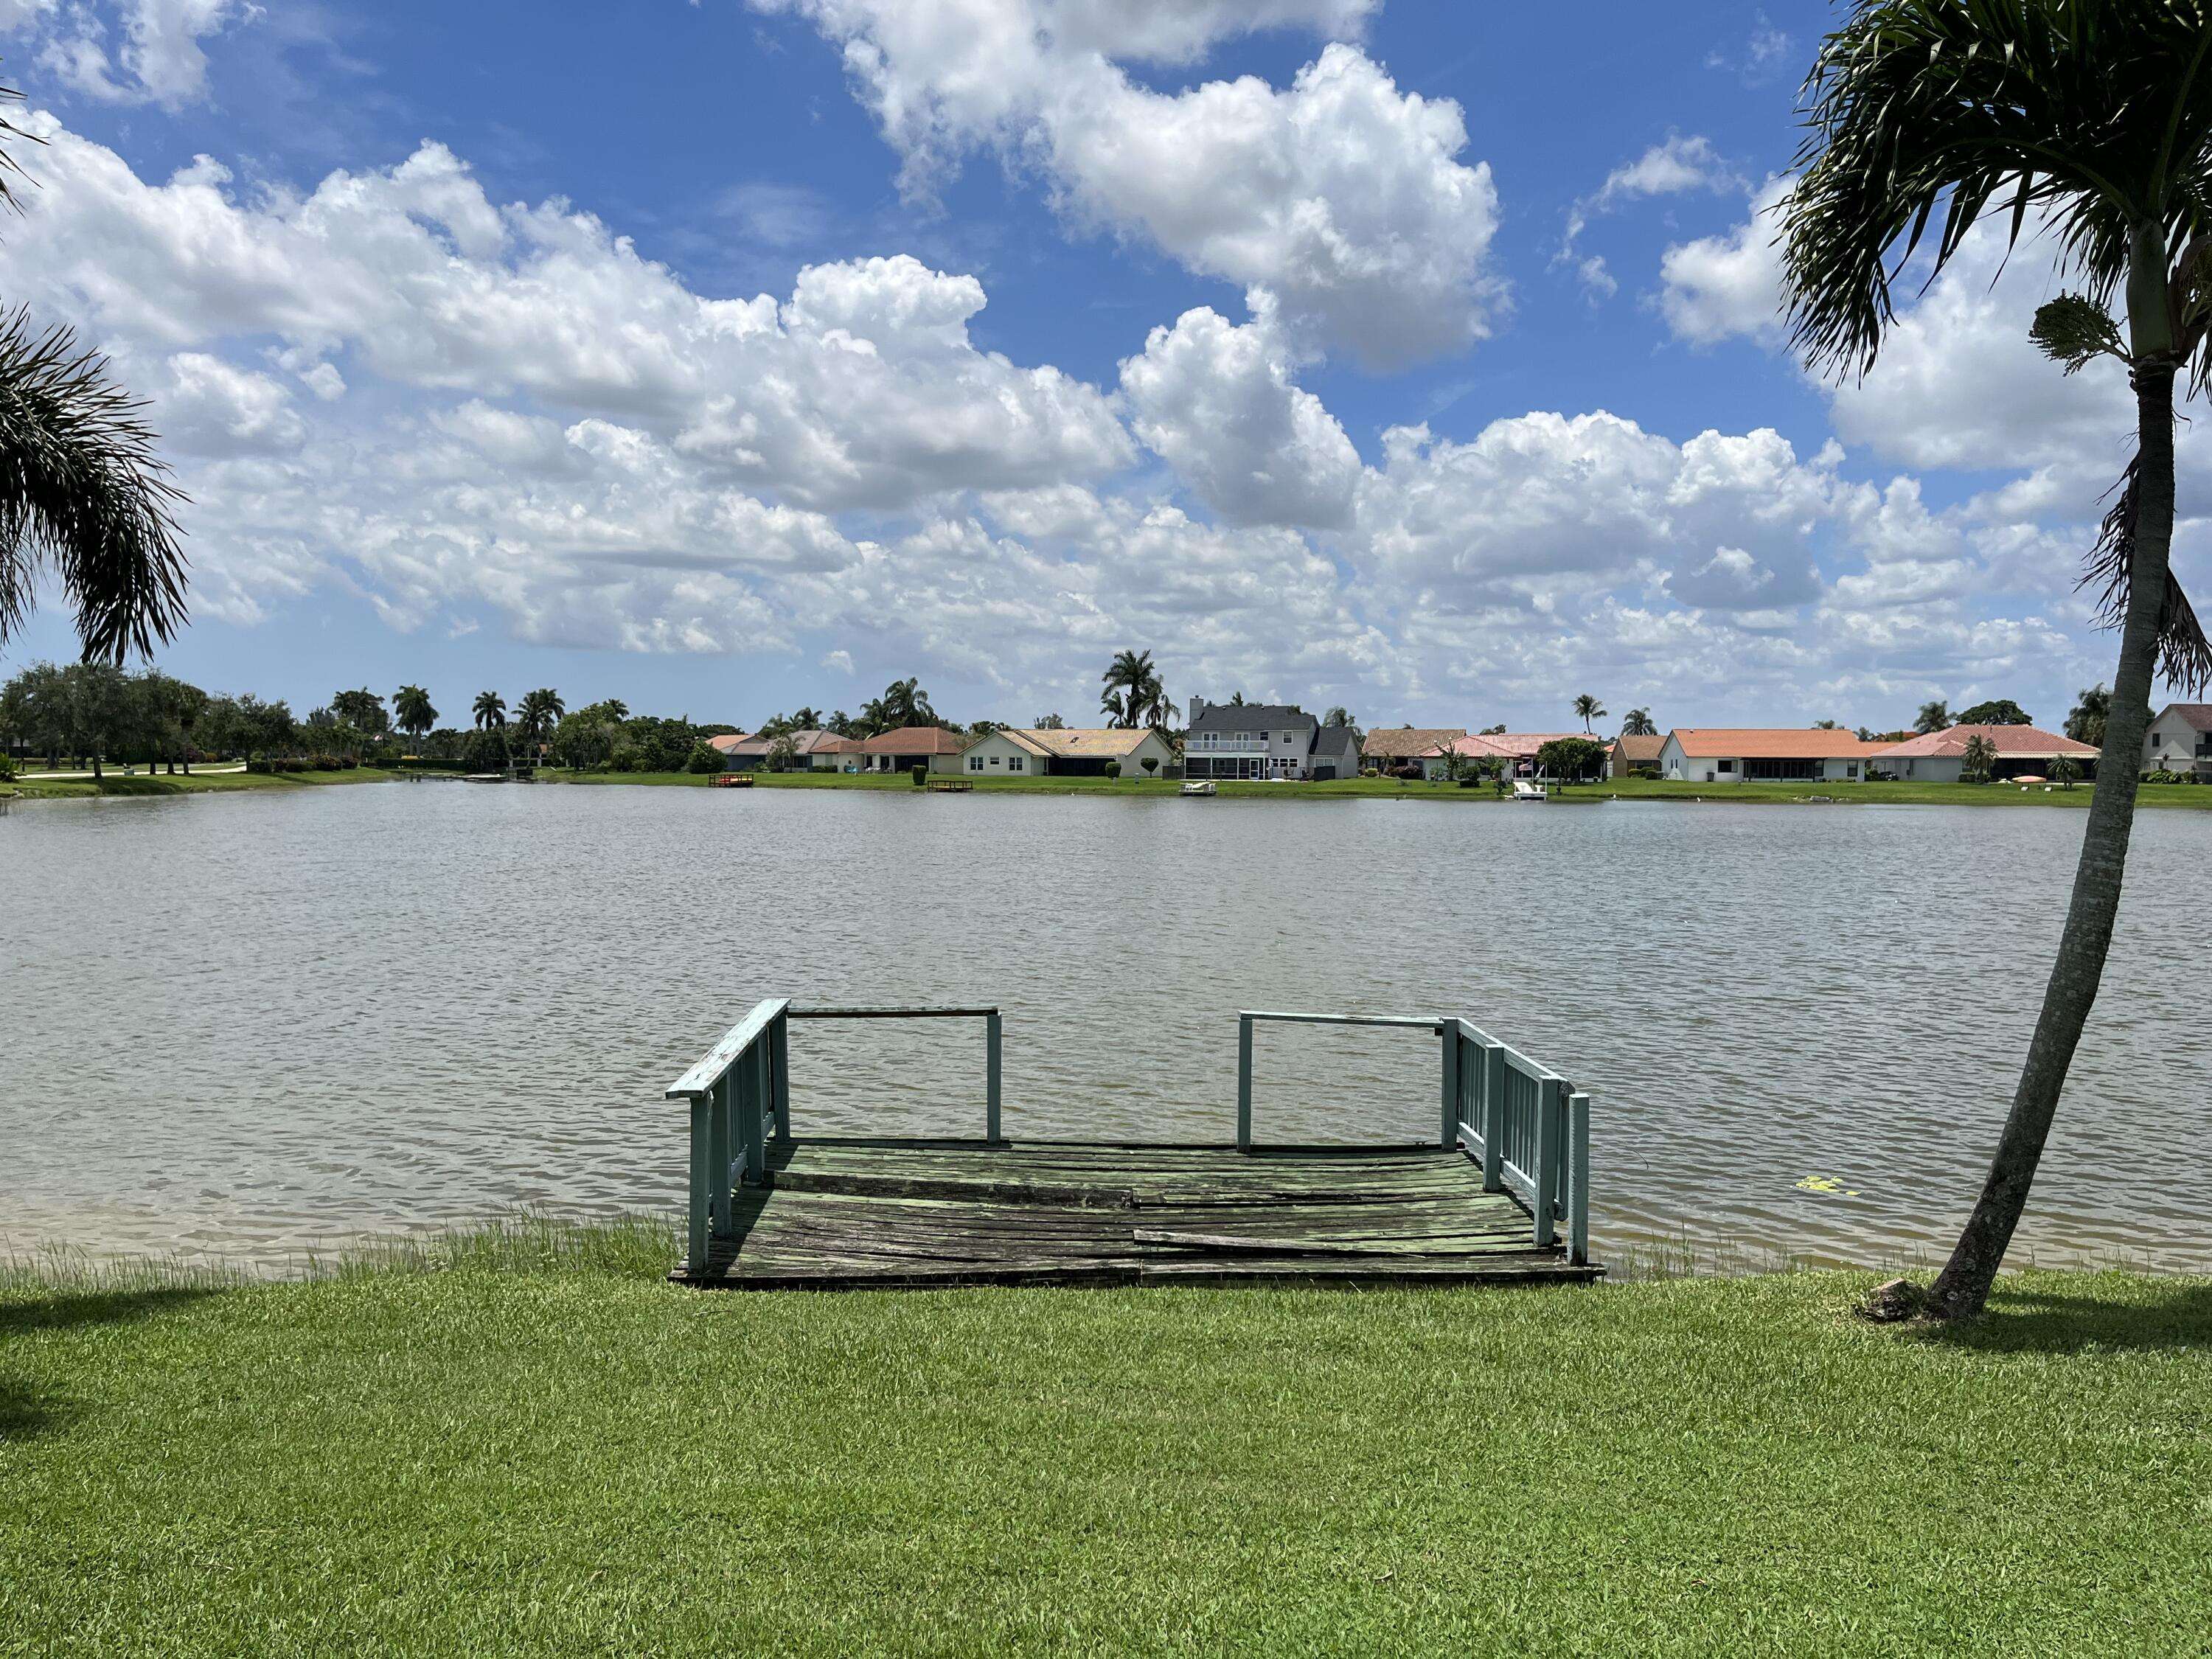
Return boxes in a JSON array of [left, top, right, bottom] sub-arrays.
[[672, 1140, 1599, 1290]]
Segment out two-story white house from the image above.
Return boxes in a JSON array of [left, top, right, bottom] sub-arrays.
[[1183, 699, 1322, 781], [2143, 703, 2212, 777]]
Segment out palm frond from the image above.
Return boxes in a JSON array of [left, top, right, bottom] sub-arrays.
[[0, 307, 188, 661], [0, 77, 40, 215], [1784, 0, 2212, 380], [2031, 293, 2128, 372], [2080, 453, 2212, 692]]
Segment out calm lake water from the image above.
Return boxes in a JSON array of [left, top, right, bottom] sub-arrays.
[[4, 782, 2208, 1273]]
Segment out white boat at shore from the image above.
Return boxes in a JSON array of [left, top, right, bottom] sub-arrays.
[[1180, 779, 1217, 796], [1512, 780, 1547, 801]]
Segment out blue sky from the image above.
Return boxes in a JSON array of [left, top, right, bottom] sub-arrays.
[[1, 0, 2191, 733]]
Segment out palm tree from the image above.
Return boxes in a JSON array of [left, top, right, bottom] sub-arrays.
[[1621, 708, 1657, 737], [790, 705, 824, 730], [1914, 700, 1952, 735], [1572, 694, 1606, 734], [872, 677, 934, 731], [472, 691, 507, 731], [515, 687, 564, 754], [1101, 650, 1165, 729], [393, 684, 438, 745], [0, 86, 187, 664], [1781, 0, 2212, 1320], [1961, 732, 2000, 783], [1323, 705, 1354, 727]]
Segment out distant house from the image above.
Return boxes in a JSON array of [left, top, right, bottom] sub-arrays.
[[1874, 724, 2100, 783], [1427, 733, 1593, 779], [1660, 728, 1888, 783], [1361, 727, 1465, 776], [858, 726, 970, 773], [1184, 699, 1324, 780], [2143, 703, 2212, 778], [1310, 725, 1361, 781], [810, 736, 863, 771], [957, 726, 1176, 779], [1607, 734, 1666, 778], [709, 728, 847, 771]]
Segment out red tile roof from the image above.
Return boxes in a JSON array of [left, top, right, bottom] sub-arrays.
[[858, 726, 967, 754], [1668, 728, 1888, 760], [1362, 726, 1466, 758], [1873, 724, 2098, 759], [1450, 732, 1590, 759]]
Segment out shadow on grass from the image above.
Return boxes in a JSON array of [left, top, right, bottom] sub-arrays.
[[1921, 1280, 2212, 1354], [0, 1374, 79, 1441], [0, 1284, 223, 1338]]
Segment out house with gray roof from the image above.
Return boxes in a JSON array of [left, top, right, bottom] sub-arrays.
[[1184, 698, 1357, 781], [2144, 703, 2212, 778]]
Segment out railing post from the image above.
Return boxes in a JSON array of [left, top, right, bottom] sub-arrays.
[[1439, 1020, 1460, 1148], [986, 1010, 1003, 1144], [770, 1010, 791, 1142], [1567, 1090, 1590, 1266], [687, 1095, 712, 1270], [744, 1039, 770, 1185], [1533, 1076, 1562, 1248], [1237, 1014, 1254, 1152], [707, 1072, 734, 1242], [1481, 1043, 1506, 1192]]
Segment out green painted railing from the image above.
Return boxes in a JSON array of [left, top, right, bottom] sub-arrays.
[[665, 1001, 1001, 1270], [1237, 1009, 1591, 1265]]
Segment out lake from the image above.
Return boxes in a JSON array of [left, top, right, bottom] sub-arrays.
[[4, 782, 2208, 1273]]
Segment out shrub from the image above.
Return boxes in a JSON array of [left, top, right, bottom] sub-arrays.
[[911, 762, 928, 786], [2143, 768, 2183, 785], [0, 756, 15, 782], [1140, 757, 1158, 778], [1104, 759, 1122, 780], [684, 742, 725, 774]]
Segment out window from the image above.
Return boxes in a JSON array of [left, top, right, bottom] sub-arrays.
[[990, 755, 1001, 765], [1718, 759, 1735, 774], [969, 756, 983, 772], [1009, 756, 1024, 772]]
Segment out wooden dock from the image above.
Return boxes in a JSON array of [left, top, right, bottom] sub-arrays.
[[674, 1139, 1593, 1288], [667, 1002, 1599, 1292]]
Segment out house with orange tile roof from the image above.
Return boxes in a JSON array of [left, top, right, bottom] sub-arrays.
[[1872, 724, 2100, 784], [1658, 728, 1888, 784], [1413, 732, 1599, 780]]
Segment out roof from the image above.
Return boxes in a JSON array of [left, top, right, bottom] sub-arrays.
[[1312, 726, 1361, 762], [1872, 724, 2098, 759], [857, 726, 967, 754], [1447, 732, 1590, 759], [1187, 702, 1315, 737], [706, 732, 754, 755], [712, 728, 841, 758], [1667, 728, 1889, 760], [2153, 703, 2212, 732], [974, 727, 1162, 759], [1361, 726, 1465, 758], [1610, 734, 1666, 762]]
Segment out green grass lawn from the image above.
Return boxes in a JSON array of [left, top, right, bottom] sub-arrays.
[[4, 1219, 2207, 1655], [7, 766, 399, 801]]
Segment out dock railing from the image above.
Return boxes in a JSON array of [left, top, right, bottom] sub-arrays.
[[664, 1001, 1001, 1270], [1237, 1009, 1590, 1265], [669, 1001, 1586, 1270]]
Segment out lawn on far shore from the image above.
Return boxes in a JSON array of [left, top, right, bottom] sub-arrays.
[[541, 767, 2212, 809], [3, 1220, 2207, 1655], [4, 766, 399, 801]]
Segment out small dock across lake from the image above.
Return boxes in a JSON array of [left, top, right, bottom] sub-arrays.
[[667, 1004, 1596, 1290]]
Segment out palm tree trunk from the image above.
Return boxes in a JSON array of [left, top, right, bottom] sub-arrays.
[[1928, 325, 2176, 1320]]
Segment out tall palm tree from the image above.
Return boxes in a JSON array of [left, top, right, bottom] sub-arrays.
[[2065, 683, 2112, 745], [0, 88, 187, 664], [1323, 705, 1354, 727], [1915, 700, 1952, 734], [1572, 694, 1606, 734], [1101, 649, 1164, 729], [1621, 708, 1657, 737], [392, 684, 437, 744], [472, 690, 507, 731], [1783, 0, 2212, 1320], [873, 677, 934, 731], [1961, 732, 2001, 783], [515, 687, 564, 753]]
